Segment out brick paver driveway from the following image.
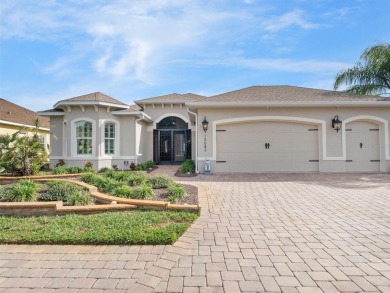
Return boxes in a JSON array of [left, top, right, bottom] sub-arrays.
[[1, 172, 390, 292]]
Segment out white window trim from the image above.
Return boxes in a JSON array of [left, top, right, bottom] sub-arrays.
[[71, 118, 96, 157], [101, 119, 120, 158]]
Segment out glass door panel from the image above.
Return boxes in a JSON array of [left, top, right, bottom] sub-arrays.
[[159, 131, 172, 162], [173, 131, 185, 162]]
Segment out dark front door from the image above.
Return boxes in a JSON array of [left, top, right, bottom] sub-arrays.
[[160, 130, 172, 163], [154, 116, 191, 165]]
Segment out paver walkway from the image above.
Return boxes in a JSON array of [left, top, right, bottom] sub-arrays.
[[1, 168, 390, 292]]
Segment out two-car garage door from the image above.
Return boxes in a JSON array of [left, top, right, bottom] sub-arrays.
[[215, 121, 319, 172]]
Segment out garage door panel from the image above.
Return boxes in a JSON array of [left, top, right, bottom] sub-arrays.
[[216, 121, 319, 172]]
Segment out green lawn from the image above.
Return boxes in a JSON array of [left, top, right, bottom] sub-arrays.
[[0, 210, 198, 245]]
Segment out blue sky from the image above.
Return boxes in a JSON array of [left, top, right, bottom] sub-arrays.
[[0, 0, 389, 111]]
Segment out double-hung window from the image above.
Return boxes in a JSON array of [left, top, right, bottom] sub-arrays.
[[76, 121, 93, 155], [104, 122, 116, 155]]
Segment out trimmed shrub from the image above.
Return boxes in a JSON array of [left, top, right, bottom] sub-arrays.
[[133, 184, 154, 199], [6, 180, 38, 202], [148, 175, 174, 189], [167, 183, 186, 203], [112, 185, 133, 198], [83, 167, 95, 173], [180, 160, 195, 174], [52, 166, 66, 175]]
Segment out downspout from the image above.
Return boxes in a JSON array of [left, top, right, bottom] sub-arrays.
[[187, 108, 199, 173], [134, 113, 145, 165]]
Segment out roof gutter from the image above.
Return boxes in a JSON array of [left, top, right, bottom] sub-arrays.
[[0, 120, 50, 132], [186, 101, 390, 108], [187, 108, 199, 173]]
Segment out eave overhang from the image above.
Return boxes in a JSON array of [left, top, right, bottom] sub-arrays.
[[112, 110, 153, 122], [0, 120, 50, 131], [53, 101, 129, 109], [186, 101, 390, 108]]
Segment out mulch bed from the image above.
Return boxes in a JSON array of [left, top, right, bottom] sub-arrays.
[[151, 184, 198, 205], [174, 169, 198, 177]]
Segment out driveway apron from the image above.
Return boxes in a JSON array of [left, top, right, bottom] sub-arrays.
[[1, 172, 390, 292]]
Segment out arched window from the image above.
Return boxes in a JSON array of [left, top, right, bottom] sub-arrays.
[[75, 121, 93, 155], [104, 122, 116, 155], [157, 116, 188, 129]]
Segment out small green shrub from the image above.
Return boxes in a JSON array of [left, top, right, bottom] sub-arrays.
[[67, 192, 92, 206], [80, 173, 98, 184], [83, 167, 95, 173], [112, 185, 133, 198], [6, 180, 38, 202], [145, 160, 156, 169], [52, 166, 66, 175], [133, 184, 154, 199], [106, 171, 132, 183], [40, 181, 91, 206], [0, 185, 12, 200], [65, 166, 84, 174], [180, 160, 195, 174], [112, 164, 118, 171], [134, 160, 156, 171], [148, 175, 174, 189], [128, 172, 148, 186], [167, 183, 186, 203], [98, 167, 111, 173]]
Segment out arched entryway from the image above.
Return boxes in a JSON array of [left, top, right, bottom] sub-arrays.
[[153, 116, 191, 164]]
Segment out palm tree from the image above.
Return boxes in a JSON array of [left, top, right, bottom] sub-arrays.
[[0, 118, 49, 176], [333, 43, 390, 96]]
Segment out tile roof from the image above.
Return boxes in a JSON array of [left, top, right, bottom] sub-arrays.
[[57, 92, 128, 106], [0, 98, 50, 128], [204, 86, 390, 103], [136, 93, 206, 104]]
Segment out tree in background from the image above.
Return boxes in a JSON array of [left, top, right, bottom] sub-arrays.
[[333, 43, 390, 96]]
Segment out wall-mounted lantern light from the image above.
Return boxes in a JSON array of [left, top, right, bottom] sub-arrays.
[[332, 115, 342, 132], [202, 116, 209, 133]]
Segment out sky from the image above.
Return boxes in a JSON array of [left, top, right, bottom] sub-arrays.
[[0, 0, 389, 111]]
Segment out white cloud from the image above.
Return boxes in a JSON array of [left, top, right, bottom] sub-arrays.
[[262, 9, 318, 33]]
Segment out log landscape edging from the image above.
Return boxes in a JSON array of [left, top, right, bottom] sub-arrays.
[[0, 174, 200, 217]]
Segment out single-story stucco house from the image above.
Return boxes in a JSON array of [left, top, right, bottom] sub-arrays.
[[38, 86, 390, 173]]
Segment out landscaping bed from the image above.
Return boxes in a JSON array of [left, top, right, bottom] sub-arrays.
[[0, 210, 198, 245]]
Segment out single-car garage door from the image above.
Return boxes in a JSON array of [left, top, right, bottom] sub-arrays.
[[215, 121, 319, 172]]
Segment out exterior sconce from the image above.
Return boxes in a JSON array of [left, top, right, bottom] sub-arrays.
[[202, 116, 209, 133], [332, 115, 342, 132]]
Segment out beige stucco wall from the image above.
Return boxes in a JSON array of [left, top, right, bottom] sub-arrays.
[[49, 105, 139, 170], [0, 123, 50, 153], [195, 106, 390, 173]]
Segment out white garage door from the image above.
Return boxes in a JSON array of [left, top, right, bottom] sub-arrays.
[[215, 121, 319, 172], [346, 121, 380, 172]]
